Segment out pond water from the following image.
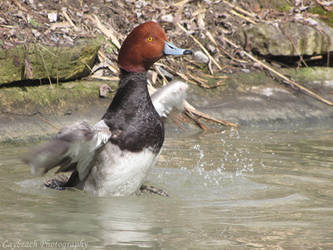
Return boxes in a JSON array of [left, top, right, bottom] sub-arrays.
[[0, 127, 332, 249]]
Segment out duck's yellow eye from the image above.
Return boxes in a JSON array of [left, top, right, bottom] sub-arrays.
[[147, 37, 153, 42]]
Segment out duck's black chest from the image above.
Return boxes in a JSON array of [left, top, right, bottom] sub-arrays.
[[103, 72, 164, 153], [106, 108, 164, 154]]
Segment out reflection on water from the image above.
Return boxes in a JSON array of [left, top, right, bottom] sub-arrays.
[[1, 128, 333, 249]]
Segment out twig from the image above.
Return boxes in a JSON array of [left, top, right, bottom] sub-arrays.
[[89, 15, 122, 50], [184, 111, 208, 131], [172, 70, 197, 86], [159, 61, 222, 88], [222, 0, 257, 18], [98, 51, 119, 74], [0, 25, 16, 29], [206, 31, 247, 64], [222, 36, 333, 106], [36, 113, 59, 130], [155, 62, 197, 85], [187, 72, 211, 88], [151, 71, 158, 84], [61, 9, 79, 32], [200, 73, 228, 79], [177, 23, 223, 71], [280, 26, 308, 67], [12, 0, 28, 12], [229, 9, 256, 24], [204, 79, 226, 89], [38, 44, 57, 57], [154, 65, 169, 85], [184, 101, 239, 128], [327, 51, 331, 67], [183, 57, 204, 68], [55, 45, 60, 87], [36, 44, 53, 88], [174, 0, 190, 7], [90, 75, 119, 81], [83, 62, 93, 73], [24, 44, 33, 80], [222, 49, 248, 64], [306, 55, 323, 61], [315, 0, 333, 12]]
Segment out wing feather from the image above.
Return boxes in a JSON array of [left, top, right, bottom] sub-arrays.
[[151, 80, 188, 117], [22, 120, 111, 182]]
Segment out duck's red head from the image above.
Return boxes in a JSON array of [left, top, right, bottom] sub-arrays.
[[118, 21, 192, 73]]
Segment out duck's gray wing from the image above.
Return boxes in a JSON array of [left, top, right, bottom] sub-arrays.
[[151, 80, 188, 118], [22, 120, 111, 182]]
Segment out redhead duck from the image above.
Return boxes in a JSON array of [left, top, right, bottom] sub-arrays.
[[22, 21, 192, 196]]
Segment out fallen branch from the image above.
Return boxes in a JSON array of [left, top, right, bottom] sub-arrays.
[[222, 37, 333, 106], [184, 111, 208, 131], [184, 101, 239, 128]]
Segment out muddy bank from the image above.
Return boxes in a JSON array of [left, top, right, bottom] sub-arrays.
[[0, 81, 113, 143], [189, 67, 333, 127]]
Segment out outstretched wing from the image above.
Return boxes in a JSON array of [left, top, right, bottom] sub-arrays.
[[22, 120, 111, 182], [151, 80, 188, 118]]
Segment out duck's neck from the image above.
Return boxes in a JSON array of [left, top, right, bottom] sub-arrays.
[[102, 69, 164, 153], [103, 70, 153, 122], [118, 69, 147, 88]]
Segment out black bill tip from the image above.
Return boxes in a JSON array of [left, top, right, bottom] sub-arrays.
[[183, 50, 193, 55]]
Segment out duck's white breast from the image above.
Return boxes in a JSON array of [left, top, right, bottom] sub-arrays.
[[83, 142, 158, 196]]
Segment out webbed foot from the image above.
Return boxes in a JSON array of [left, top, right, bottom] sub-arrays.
[[139, 184, 169, 197], [44, 175, 69, 190]]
